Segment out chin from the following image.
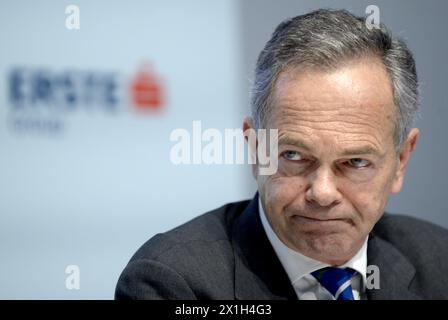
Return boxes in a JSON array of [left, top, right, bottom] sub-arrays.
[[292, 231, 357, 265]]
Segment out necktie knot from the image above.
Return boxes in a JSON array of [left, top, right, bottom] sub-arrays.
[[311, 267, 357, 300]]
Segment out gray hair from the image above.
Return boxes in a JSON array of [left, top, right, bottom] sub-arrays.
[[251, 9, 419, 151]]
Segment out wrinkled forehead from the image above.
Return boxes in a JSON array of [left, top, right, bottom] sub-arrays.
[[268, 59, 396, 152]]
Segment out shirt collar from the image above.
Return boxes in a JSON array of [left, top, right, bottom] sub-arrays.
[[258, 197, 368, 286]]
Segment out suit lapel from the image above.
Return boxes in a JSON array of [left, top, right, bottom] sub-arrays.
[[366, 231, 421, 300], [231, 194, 297, 300]]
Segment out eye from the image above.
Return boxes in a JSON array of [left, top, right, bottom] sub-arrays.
[[346, 158, 371, 168], [282, 150, 303, 161]]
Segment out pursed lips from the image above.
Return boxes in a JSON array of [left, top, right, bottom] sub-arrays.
[[291, 214, 352, 225]]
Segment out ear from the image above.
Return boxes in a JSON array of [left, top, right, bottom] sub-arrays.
[[243, 117, 258, 179], [391, 128, 420, 194]]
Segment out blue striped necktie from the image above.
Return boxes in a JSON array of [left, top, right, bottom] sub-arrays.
[[311, 267, 357, 300]]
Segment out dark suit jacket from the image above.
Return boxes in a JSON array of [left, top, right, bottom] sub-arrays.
[[115, 195, 448, 299]]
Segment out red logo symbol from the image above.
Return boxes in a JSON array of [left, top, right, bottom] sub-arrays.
[[131, 64, 164, 111]]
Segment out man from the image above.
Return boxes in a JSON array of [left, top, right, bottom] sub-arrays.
[[116, 9, 448, 300]]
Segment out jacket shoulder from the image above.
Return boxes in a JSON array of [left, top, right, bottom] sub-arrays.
[[374, 213, 448, 249], [116, 199, 250, 299], [373, 213, 448, 275], [130, 199, 249, 261]]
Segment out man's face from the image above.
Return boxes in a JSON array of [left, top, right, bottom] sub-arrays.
[[247, 58, 418, 265]]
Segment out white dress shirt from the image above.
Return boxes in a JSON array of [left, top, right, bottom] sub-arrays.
[[258, 198, 368, 300]]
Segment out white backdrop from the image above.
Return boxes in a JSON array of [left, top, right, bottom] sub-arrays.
[[0, 0, 252, 299]]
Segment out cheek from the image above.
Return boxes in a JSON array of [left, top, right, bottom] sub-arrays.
[[342, 179, 391, 224], [260, 176, 305, 215]]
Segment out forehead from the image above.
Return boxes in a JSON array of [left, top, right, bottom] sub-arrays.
[[270, 58, 396, 153]]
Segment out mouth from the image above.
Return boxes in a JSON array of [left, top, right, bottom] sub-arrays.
[[291, 215, 352, 226]]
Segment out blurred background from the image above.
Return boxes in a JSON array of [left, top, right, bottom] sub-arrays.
[[0, 0, 446, 299]]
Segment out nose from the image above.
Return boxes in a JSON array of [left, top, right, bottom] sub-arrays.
[[305, 166, 342, 207]]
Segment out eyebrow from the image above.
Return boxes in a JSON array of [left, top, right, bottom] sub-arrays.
[[340, 146, 382, 157], [278, 136, 312, 151], [278, 136, 382, 157]]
